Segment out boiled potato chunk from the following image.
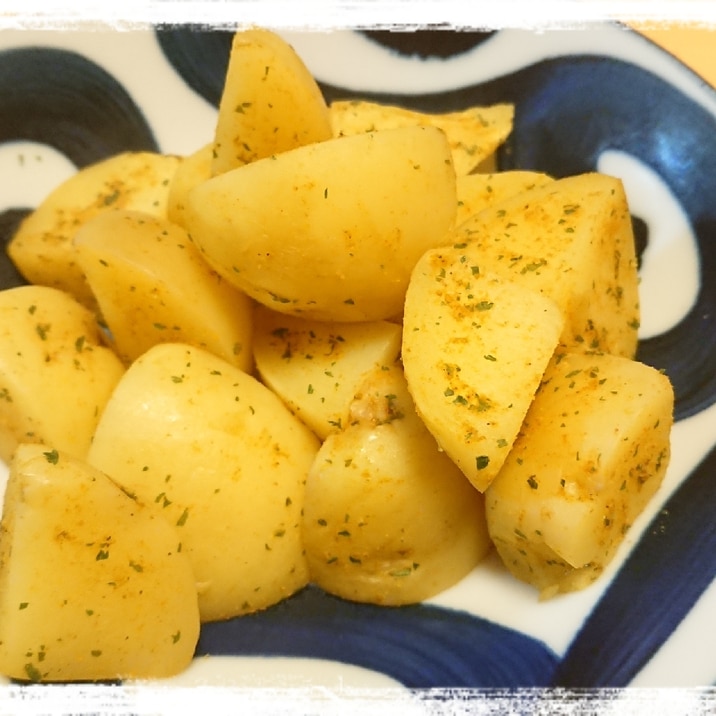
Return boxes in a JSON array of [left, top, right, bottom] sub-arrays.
[[8, 151, 181, 309], [185, 126, 457, 322], [211, 28, 332, 175], [0, 444, 200, 682], [452, 172, 640, 357], [252, 304, 402, 439], [329, 100, 514, 175], [455, 170, 553, 225], [485, 351, 674, 598], [0, 285, 125, 463], [402, 249, 564, 492], [167, 142, 213, 229], [74, 209, 254, 371], [302, 363, 491, 605], [86, 342, 320, 622]]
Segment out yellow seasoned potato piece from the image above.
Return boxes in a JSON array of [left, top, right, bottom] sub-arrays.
[[86, 343, 320, 622], [0, 444, 200, 682], [485, 351, 674, 598], [402, 249, 564, 492], [8, 151, 181, 309], [185, 126, 457, 322], [211, 28, 332, 175], [74, 209, 254, 371], [302, 363, 491, 605], [329, 100, 514, 175], [167, 142, 214, 229], [0, 285, 125, 463], [455, 170, 553, 225], [452, 172, 640, 358], [252, 304, 402, 439]]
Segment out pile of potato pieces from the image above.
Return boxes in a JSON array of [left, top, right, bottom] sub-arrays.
[[0, 28, 674, 682]]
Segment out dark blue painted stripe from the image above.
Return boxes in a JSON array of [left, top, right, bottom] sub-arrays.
[[361, 29, 496, 59], [0, 46, 158, 168], [0, 209, 31, 289], [552, 442, 716, 686], [154, 26, 233, 108], [197, 585, 559, 689]]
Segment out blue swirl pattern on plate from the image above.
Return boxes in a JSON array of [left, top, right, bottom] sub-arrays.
[[0, 25, 714, 689], [0, 45, 159, 166], [0, 44, 160, 291], [197, 585, 559, 688]]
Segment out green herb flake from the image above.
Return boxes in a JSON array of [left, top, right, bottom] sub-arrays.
[[43, 449, 59, 465], [19, 602, 29, 610], [390, 567, 413, 577], [176, 508, 190, 527], [475, 455, 490, 470], [24, 663, 42, 682], [527, 475, 539, 490]]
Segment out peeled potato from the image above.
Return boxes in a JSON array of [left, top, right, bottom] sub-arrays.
[[0, 285, 125, 463], [452, 172, 640, 358], [87, 342, 319, 622], [402, 248, 564, 492], [455, 170, 553, 225], [167, 142, 214, 229], [0, 444, 200, 682], [185, 126, 457, 322], [8, 151, 181, 309], [485, 351, 674, 598], [302, 363, 491, 605], [211, 28, 332, 175], [329, 100, 514, 175], [74, 208, 254, 371], [252, 304, 402, 439]]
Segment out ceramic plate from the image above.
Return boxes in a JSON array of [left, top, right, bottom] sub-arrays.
[[0, 20, 714, 712]]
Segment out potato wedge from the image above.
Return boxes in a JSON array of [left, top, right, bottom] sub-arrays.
[[455, 170, 553, 225], [485, 351, 674, 598], [329, 100, 514, 175], [185, 126, 457, 322], [167, 142, 214, 229], [252, 304, 402, 439], [211, 28, 332, 175], [8, 151, 181, 309], [86, 342, 319, 622], [302, 363, 491, 605], [0, 444, 200, 682], [402, 249, 564, 492], [0, 285, 125, 463], [74, 209, 254, 371], [452, 172, 640, 358]]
